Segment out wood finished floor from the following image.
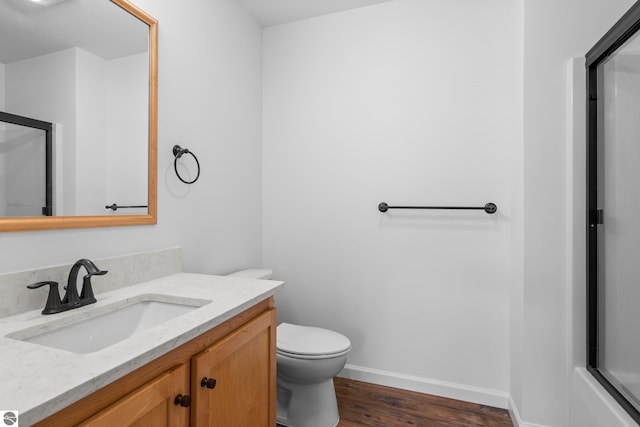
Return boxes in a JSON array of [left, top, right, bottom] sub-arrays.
[[333, 378, 514, 427]]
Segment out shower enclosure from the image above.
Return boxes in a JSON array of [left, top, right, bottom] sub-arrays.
[[0, 111, 52, 217], [587, 2, 640, 423]]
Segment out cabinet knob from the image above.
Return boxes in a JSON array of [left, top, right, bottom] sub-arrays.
[[174, 394, 192, 407], [201, 377, 217, 389]]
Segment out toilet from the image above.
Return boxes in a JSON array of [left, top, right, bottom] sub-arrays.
[[227, 269, 351, 427]]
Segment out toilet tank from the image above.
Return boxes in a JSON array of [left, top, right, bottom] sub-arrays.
[[227, 269, 273, 280]]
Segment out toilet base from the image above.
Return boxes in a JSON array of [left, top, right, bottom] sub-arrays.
[[276, 376, 339, 427]]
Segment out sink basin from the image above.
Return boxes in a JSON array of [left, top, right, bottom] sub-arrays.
[[13, 297, 209, 354]]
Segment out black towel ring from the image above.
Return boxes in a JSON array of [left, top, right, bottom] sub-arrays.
[[173, 145, 200, 184]]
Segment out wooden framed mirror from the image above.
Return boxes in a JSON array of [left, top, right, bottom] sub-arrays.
[[0, 0, 157, 232]]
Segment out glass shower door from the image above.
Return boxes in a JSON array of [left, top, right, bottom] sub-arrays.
[[0, 112, 52, 217], [595, 31, 640, 415]]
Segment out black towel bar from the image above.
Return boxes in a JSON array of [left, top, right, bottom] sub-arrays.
[[105, 204, 148, 211], [378, 202, 497, 214]]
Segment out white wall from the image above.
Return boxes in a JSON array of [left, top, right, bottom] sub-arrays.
[[0, 62, 5, 110], [0, 0, 263, 279], [7, 48, 148, 217], [106, 53, 148, 214], [0, 127, 6, 217], [6, 48, 78, 215], [76, 48, 108, 215], [263, 0, 519, 406], [0, 63, 6, 217]]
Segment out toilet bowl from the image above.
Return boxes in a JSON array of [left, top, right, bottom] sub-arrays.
[[227, 269, 351, 427]]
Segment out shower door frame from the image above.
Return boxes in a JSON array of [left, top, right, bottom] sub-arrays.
[[0, 111, 53, 216], [586, 1, 640, 424]]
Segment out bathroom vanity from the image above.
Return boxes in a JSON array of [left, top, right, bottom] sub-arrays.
[[0, 273, 282, 426]]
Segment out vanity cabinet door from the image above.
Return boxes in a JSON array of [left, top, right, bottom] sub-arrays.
[[78, 363, 190, 427], [192, 309, 276, 427]]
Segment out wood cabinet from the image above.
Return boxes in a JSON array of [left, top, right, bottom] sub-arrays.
[[192, 308, 275, 426], [78, 364, 190, 427], [34, 298, 276, 427]]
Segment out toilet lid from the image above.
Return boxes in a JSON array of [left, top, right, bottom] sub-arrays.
[[277, 323, 351, 356]]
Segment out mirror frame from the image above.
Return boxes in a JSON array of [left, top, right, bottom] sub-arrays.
[[0, 0, 157, 232]]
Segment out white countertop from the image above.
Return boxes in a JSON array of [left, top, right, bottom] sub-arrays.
[[0, 273, 283, 426]]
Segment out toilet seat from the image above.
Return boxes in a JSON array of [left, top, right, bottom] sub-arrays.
[[277, 323, 351, 359]]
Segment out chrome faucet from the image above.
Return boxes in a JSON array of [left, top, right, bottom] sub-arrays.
[[27, 259, 108, 315]]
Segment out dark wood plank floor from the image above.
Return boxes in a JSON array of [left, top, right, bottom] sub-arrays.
[[334, 378, 514, 427]]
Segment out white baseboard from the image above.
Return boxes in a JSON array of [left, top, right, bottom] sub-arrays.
[[508, 396, 549, 427], [338, 364, 510, 410]]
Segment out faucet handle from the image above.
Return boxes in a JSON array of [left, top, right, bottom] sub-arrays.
[[80, 259, 108, 277], [80, 276, 97, 302], [79, 260, 107, 303], [27, 281, 62, 315]]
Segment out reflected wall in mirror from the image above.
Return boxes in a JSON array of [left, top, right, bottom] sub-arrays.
[[0, 111, 52, 217], [0, 0, 157, 232]]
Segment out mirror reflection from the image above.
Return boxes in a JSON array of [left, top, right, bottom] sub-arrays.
[[0, 0, 150, 218], [0, 112, 52, 217]]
